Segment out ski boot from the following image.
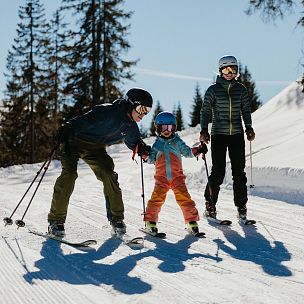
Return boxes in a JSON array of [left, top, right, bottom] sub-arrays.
[[145, 221, 158, 233], [187, 221, 205, 237], [237, 205, 247, 220], [111, 220, 126, 235], [187, 221, 199, 234], [48, 220, 65, 237], [204, 201, 217, 219]]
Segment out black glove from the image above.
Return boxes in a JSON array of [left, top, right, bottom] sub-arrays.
[[54, 124, 72, 143], [245, 126, 255, 141], [136, 140, 151, 159], [200, 129, 210, 144]]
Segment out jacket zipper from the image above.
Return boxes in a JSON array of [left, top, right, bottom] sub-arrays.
[[228, 83, 232, 135]]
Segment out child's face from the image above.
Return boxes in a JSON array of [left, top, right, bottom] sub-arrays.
[[160, 130, 172, 138]]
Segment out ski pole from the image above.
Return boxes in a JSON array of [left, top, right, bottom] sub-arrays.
[[249, 141, 254, 188], [201, 142, 215, 206], [139, 155, 147, 227], [3, 144, 59, 227]]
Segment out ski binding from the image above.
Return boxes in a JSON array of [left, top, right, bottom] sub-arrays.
[[112, 231, 144, 245], [187, 228, 206, 238], [238, 218, 256, 225], [139, 227, 166, 238]]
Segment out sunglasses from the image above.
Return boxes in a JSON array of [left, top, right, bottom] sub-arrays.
[[159, 124, 176, 132], [135, 105, 151, 115], [221, 66, 238, 75]]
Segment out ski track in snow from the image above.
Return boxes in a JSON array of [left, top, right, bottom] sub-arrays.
[[1, 148, 303, 304]]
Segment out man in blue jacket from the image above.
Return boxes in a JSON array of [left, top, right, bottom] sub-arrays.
[[48, 88, 153, 237], [200, 55, 255, 221]]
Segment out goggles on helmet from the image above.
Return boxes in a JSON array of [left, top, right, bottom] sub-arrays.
[[134, 105, 151, 115], [221, 66, 238, 75], [157, 124, 176, 133]]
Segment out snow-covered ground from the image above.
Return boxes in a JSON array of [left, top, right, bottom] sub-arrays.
[[0, 81, 303, 304]]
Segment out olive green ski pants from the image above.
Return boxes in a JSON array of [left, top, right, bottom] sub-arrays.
[[48, 139, 124, 223]]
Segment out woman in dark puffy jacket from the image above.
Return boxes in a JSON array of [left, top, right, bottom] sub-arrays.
[[200, 55, 255, 221]]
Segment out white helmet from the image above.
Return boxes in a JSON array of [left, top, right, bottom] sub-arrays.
[[218, 55, 238, 70]]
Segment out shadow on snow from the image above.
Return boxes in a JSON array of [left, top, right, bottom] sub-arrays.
[[212, 223, 292, 277], [23, 235, 221, 294]]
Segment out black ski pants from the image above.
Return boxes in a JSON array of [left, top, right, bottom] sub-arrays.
[[204, 133, 247, 208]]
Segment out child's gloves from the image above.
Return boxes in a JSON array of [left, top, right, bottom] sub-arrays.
[[200, 129, 210, 144], [192, 143, 208, 157]]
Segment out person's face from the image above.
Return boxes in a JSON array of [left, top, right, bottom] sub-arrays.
[[130, 105, 151, 122], [158, 124, 175, 138], [221, 65, 238, 81], [160, 130, 172, 138], [131, 109, 146, 122]]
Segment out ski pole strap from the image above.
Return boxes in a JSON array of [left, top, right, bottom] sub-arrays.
[[132, 145, 138, 160]]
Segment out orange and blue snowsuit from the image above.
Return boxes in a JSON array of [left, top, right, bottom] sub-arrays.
[[145, 134, 200, 223]]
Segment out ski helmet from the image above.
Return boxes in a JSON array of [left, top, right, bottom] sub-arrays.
[[125, 88, 153, 108], [155, 111, 177, 125], [218, 55, 238, 70], [154, 111, 177, 135]]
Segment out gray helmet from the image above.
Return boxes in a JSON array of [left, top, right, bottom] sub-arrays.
[[218, 55, 238, 70]]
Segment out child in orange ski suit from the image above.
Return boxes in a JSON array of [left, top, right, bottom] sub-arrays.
[[144, 112, 206, 232]]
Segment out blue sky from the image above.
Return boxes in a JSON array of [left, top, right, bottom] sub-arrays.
[[0, 0, 303, 127]]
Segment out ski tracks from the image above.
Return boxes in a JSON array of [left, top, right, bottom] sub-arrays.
[[0, 236, 114, 304]]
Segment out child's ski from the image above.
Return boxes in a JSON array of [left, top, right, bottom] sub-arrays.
[[186, 228, 206, 238], [29, 229, 97, 247], [139, 227, 166, 238]]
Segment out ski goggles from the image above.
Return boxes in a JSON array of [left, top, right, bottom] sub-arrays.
[[221, 66, 238, 75], [158, 124, 176, 132], [134, 105, 152, 115]]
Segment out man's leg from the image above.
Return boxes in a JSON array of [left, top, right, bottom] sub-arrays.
[[83, 148, 124, 222], [48, 143, 79, 223]]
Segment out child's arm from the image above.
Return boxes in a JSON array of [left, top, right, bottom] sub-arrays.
[[176, 135, 194, 158], [146, 146, 157, 164]]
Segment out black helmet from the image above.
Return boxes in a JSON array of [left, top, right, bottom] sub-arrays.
[[125, 88, 153, 108]]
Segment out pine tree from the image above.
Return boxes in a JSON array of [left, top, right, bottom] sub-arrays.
[[45, 9, 70, 126], [149, 101, 163, 136], [0, 0, 53, 166], [60, 0, 136, 118], [189, 83, 203, 127], [238, 63, 262, 113], [174, 102, 185, 131]]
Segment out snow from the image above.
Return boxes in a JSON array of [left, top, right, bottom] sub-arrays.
[[1, 80, 303, 304]]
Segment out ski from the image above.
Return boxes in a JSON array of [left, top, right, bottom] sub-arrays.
[[204, 211, 232, 225], [29, 229, 97, 247], [205, 216, 232, 226], [187, 229, 206, 238], [113, 233, 144, 245], [139, 227, 166, 238], [238, 218, 256, 225]]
